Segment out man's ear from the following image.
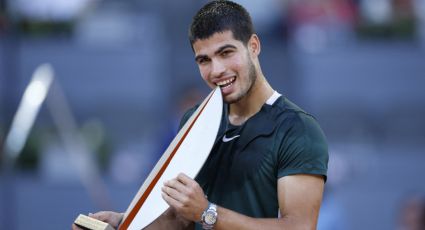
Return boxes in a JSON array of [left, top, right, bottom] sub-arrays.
[[248, 34, 261, 56]]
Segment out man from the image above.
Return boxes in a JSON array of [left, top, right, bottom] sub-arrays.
[[73, 1, 328, 229]]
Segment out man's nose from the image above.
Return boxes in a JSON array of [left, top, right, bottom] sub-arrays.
[[210, 59, 226, 77]]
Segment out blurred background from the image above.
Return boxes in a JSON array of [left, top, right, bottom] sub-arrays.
[[1, 0, 425, 229]]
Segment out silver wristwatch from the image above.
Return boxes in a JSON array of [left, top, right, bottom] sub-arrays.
[[201, 202, 218, 229]]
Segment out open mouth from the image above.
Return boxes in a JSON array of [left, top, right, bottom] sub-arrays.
[[216, 77, 236, 89]]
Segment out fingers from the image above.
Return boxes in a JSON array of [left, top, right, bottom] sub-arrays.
[[164, 173, 199, 193], [176, 173, 193, 185], [162, 174, 204, 206], [164, 178, 185, 191], [162, 183, 189, 204], [164, 177, 189, 194], [161, 173, 208, 222], [162, 191, 182, 208], [89, 211, 109, 222], [176, 173, 202, 194], [161, 174, 193, 207], [163, 173, 201, 203]]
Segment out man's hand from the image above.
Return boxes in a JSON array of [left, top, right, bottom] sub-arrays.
[[161, 173, 208, 222], [71, 211, 124, 230]]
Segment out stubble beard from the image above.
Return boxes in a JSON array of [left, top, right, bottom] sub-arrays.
[[225, 57, 257, 104]]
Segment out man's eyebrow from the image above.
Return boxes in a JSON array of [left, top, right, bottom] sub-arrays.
[[195, 54, 208, 62], [215, 44, 237, 55], [195, 44, 237, 62]]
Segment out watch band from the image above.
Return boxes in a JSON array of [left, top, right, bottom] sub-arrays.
[[201, 202, 217, 229]]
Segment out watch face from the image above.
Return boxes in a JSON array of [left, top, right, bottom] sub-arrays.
[[204, 210, 217, 225]]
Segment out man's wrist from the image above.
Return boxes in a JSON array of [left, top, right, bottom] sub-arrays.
[[201, 202, 218, 229]]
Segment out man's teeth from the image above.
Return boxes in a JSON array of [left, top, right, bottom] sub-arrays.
[[216, 77, 235, 87]]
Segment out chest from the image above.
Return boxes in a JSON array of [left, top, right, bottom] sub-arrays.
[[197, 129, 278, 190]]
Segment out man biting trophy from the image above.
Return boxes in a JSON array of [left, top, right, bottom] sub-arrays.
[[73, 1, 328, 229]]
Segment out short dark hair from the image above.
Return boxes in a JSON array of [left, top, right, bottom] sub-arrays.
[[189, 0, 255, 46]]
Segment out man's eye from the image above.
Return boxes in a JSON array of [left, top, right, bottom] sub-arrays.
[[221, 50, 234, 57], [198, 59, 209, 65]]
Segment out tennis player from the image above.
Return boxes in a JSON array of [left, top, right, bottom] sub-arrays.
[[73, 1, 328, 229]]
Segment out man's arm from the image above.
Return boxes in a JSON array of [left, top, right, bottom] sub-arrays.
[[214, 174, 324, 230], [145, 207, 194, 230], [162, 173, 324, 230]]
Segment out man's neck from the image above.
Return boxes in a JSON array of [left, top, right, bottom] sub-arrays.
[[228, 77, 274, 126]]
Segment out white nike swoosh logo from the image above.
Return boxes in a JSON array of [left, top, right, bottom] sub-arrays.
[[222, 135, 240, 142]]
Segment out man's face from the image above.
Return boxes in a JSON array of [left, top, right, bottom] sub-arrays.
[[192, 31, 257, 104]]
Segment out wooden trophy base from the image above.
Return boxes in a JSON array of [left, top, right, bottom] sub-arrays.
[[74, 214, 115, 230]]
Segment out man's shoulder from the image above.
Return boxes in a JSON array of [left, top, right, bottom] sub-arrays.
[[272, 97, 329, 180], [178, 104, 200, 130], [269, 96, 315, 126], [268, 96, 327, 147], [184, 104, 200, 117]]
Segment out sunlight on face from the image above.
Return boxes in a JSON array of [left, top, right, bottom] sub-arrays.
[[193, 31, 257, 104]]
